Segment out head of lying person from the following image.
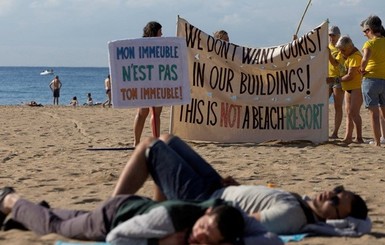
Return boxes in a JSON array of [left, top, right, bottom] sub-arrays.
[[307, 185, 368, 221], [188, 205, 244, 244]]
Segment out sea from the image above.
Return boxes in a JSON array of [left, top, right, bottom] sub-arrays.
[[0, 66, 110, 105], [0, 66, 335, 105]]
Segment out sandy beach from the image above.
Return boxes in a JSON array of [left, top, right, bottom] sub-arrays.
[[0, 104, 384, 245]]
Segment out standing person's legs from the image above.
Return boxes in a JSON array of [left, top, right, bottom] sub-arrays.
[[350, 89, 363, 142], [379, 116, 385, 141], [380, 107, 385, 141], [133, 108, 150, 146], [369, 107, 381, 146], [107, 91, 112, 106], [342, 91, 354, 143], [150, 106, 162, 138], [362, 78, 383, 146], [331, 86, 344, 138], [379, 88, 385, 142]]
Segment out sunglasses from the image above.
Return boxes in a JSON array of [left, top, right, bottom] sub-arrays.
[[330, 185, 345, 219], [363, 28, 370, 34]]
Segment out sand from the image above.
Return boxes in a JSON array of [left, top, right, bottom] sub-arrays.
[[0, 105, 384, 245]]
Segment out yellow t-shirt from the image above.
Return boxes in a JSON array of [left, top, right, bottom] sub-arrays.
[[362, 37, 385, 79], [328, 43, 345, 77], [341, 50, 362, 91]]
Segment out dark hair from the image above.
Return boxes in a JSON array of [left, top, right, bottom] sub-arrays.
[[143, 21, 162, 37], [350, 194, 368, 220], [210, 205, 244, 243]]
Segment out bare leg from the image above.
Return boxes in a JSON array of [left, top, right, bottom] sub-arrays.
[[111, 136, 156, 196], [133, 108, 150, 146], [342, 92, 354, 143], [369, 107, 381, 146], [331, 87, 344, 138], [150, 106, 163, 138], [380, 113, 385, 140], [350, 90, 363, 143]]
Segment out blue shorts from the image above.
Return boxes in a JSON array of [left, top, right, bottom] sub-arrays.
[[362, 77, 385, 107], [329, 77, 342, 89], [146, 137, 222, 200]]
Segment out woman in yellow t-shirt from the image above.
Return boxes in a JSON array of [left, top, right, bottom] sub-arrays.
[[336, 36, 363, 144], [327, 26, 345, 139], [360, 15, 385, 146]]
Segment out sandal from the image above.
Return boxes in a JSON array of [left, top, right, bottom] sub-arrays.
[[0, 187, 15, 227]]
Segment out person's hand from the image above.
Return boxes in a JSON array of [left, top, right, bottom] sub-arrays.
[[221, 176, 240, 187], [360, 68, 367, 75], [159, 231, 186, 245]]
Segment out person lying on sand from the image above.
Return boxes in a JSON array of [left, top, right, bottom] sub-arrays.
[[112, 134, 369, 235], [0, 187, 283, 245], [27, 101, 43, 107]]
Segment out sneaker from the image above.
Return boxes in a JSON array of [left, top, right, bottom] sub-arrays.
[[368, 137, 385, 144]]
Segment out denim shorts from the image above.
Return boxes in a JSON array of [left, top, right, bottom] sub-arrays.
[[362, 77, 385, 107], [329, 77, 342, 89], [146, 138, 222, 200]]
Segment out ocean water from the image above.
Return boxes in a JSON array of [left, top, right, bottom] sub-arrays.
[[0, 67, 110, 105], [0, 66, 335, 106]]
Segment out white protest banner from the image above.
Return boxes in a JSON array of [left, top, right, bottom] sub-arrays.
[[108, 37, 190, 108], [170, 17, 329, 143]]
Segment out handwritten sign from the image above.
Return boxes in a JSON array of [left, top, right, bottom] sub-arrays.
[[170, 17, 329, 143], [108, 37, 190, 108]]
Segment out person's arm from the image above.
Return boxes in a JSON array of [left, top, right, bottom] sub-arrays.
[[342, 52, 361, 82], [240, 208, 284, 245], [360, 48, 371, 74], [341, 66, 360, 82], [106, 206, 177, 245], [328, 48, 340, 67]]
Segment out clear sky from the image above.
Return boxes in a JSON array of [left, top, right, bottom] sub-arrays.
[[0, 0, 383, 67]]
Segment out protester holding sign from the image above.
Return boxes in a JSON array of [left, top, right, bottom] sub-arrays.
[[214, 30, 229, 42], [327, 26, 345, 139], [133, 21, 164, 146]]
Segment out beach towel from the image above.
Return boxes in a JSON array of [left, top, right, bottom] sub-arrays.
[[55, 241, 109, 245], [279, 233, 309, 242], [278, 217, 371, 243], [302, 216, 372, 236]]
